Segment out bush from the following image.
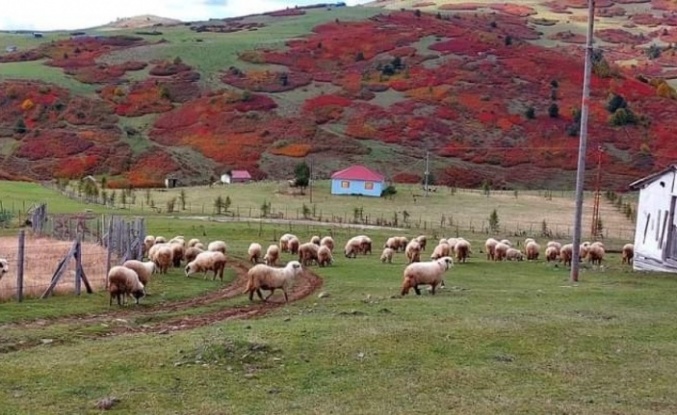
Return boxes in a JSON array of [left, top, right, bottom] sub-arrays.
[[381, 185, 397, 198], [606, 93, 627, 113], [548, 103, 559, 118], [609, 108, 637, 126], [524, 106, 535, 119]]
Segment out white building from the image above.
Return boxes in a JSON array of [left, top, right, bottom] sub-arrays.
[[629, 165, 677, 272]]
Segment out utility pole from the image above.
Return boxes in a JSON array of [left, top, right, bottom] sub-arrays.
[[590, 146, 604, 238], [424, 151, 430, 197], [309, 158, 313, 204], [571, 0, 596, 284]]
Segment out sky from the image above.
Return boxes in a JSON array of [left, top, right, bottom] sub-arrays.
[[0, 0, 370, 31]]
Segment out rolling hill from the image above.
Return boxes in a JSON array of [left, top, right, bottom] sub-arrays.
[[1, 1, 676, 190]]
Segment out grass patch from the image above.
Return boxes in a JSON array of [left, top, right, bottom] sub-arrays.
[[0, 60, 98, 95]]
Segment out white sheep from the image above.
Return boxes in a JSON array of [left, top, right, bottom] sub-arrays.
[[396, 236, 409, 252], [586, 244, 605, 266], [122, 260, 155, 287], [279, 233, 295, 253], [384, 236, 400, 251], [108, 266, 145, 306], [344, 237, 363, 258], [184, 246, 204, 264], [194, 242, 206, 250], [185, 251, 227, 281], [545, 246, 559, 262], [446, 237, 459, 255], [485, 238, 499, 260], [248, 242, 263, 264], [169, 236, 185, 247], [298, 242, 319, 266], [560, 244, 573, 266], [208, 240, 228, 254], [320, 236, 335, 252], [405, 240, 422, 263], [188, 238, 201, 248], [244, 260, 303, 302], [356, 235, 372, 255], [380, 247, 394, 264], [500, 239, 512, 247], [525, 241, 540, 261], [155, 236, 167, 244], [317, 245, 333, 267], [546, 241, 561, 255], [264, 245, 280, 266], [169, 241, 185, 267], [622, 243, 634, 265], [401, 256, 454, 296], [149, 244, 173, 274], [455, 239, 471, 263], [493, 242, 509, 261], [288, 236, 301, 255], [430, 241, 451, 260], [143, 235, 155, 256], [505, 248, 524, 261], [310, 235, 321, 246], [414, 235, 427, 251], [523, 238, 535, 251], [0, 258, 8, 281]]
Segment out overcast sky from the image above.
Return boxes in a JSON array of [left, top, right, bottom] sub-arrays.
[[1, 0, 370, 31]]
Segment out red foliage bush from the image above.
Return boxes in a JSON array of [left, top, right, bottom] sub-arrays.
[[149, 59, 193, 76], [270, 143, 312, 157], [222, 69, 312, 93], [489, 3, 537, 17], [596, 29, 648, 45], [125, 149, 181, 188]]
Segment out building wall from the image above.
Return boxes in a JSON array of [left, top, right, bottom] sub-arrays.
[[220, 174, 231, 184], [633, 171, 677, 269], [331, 179, 383, 197]]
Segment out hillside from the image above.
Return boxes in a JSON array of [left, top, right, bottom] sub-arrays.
[[0, 1, 676, 190]]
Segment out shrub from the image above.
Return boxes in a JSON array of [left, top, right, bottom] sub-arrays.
[[647, 44, 661, 60], [609, 108, 637, 126], [524, 106, 535, 119], [381, 185, 397, 198], [606, 93, 627, 113], [548, 103, 559, 118], [488, 209, 499, 233]]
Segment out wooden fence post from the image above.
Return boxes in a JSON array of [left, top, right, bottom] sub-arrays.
[[74, 236, 82, 296], [106, 216, 114, 288], [17, 230, 25, 302]]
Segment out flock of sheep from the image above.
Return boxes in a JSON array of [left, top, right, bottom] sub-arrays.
[[72, 230, 638, 306]]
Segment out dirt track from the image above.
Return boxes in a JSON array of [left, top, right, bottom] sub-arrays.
[[1, 259, 323, 338]]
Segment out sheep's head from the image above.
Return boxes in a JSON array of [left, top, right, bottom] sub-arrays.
[[0, 259, 8, 280], [439, 256, 454, 270], [287, 260, 303, 275], [184, 262, 196, 277], [131, 286, 146, 303]]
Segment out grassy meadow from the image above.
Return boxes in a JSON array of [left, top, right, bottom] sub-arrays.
[[0, 180, 675, 414]]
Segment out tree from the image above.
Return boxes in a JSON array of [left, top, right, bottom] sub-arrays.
[[647, 44, 662, 60], [260, 199, 271, 217], [355, 51, 365, 62], [606, 93, 627, 113], [548, 103, 559, 118], [294, 162, 310, 188], [214, 196, 224, 215], [414, 9, 421, 17], [488, 209, 500, 233]]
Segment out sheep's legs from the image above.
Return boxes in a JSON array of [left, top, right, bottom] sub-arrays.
[[264, 288, 276, 301], [413, 285, 421, 295], [430, 283, 437, 295], [283, 288, 289, 303]]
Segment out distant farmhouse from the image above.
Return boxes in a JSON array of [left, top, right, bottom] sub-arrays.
[[629, 165, 677, 273], [221, 170, 252, 184], [330, 165, 385, 197]]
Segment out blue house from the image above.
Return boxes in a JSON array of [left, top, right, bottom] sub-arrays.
[[330, 165, 385, 197]]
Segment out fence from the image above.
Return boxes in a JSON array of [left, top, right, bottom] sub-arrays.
[[0, 204, 145, 302]]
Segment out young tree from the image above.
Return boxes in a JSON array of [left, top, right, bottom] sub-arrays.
[[489, 209, 500, 233], [548, 103, 559, 118], [179, 189, 187, 210], [294, 162, 310, 188]]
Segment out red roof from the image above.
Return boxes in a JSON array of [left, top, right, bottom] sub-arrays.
[[230, 170, 252, 179], [331, 165, 384, 182]]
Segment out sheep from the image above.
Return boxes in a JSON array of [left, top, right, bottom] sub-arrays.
[[524, 238, 535, 249], [485, 238, 499, 260], [288, 236, 301, 255], [279, 233, 294, 253], [298, 242, 319, 266], [169, 241, 185, 267], [244, 260, 303, 303], [455, 239, 471, 263], [446, 237, 459, 254], [264, 245, 280, 266], [546, 241, 562, 255], [380, 247, 395, 264], [208, 240, 228, 254], [396, 236, 409, 252], [194, 242, 206, 250], [317, 245, 333, 267], [401, 256, 454, 296], [415, 235, 427, 251], [344, 237, 363, 258], [188, 238, 201, 248], [0, 258, 8, 281], [545, 246, 559, 262], [579, 243, 590, 261], [430, 241, 451, 260], [493, 242, 509, 261], [155, 236, 167, 244], [405, 240, 422, 263], [622, 243, 634, 265], [525, 241, 540, 261], [586, 244, 605, 266], [122, 260, 155, 287], [356, 235, 372, 255], [310, 235, 321, 246], [320, 236, 335, 252], [108, 266, 145, 307], [185, 251, 227, 281], [560, 243, 573, 266], [151, 244, 173, 274], [500, 239, 512, 247], [384, 237, 400, 251], [143, 235, 155, 256], [505, 248, 524, 261], [169, 236, 185, 247], [248, 242, 263, 264], [184, 246, 204, 264]]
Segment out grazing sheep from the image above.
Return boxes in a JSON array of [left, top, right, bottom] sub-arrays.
[[184, 246, 203, 264], [264, 245, 280, 266], [317, 245, 333, 267], [169, 236, 186, 247], [586, 244, 605, 266], [155, 236, 167, 244], [185, 251, 227, 281], [143, 235, 155, 255], [396, 236, 409, 252], [525, 241, 540, 261], [0, 258, 8, 281], [108, 266, 145, 307], [208, 240, 228, 254], [122, 260, 155, 287], [151, 244, 173, 274], [310, 235, 321, 246], [188, 238, 201, 248], [546, 241, 562, 255], [545, 246, 559, 262], [493, 242, 509, 261], [401, 256, 454, 296], [485, 238, 499, 260], [384, 237, 400, 251], [622, 243, 634, 265], [279, 233, 295, 253], [194, 242, 206, 250], [380, 247, 395, 264], [505, 248, 524, 261], [169, 241, 185, 268], [579, 243, 590, 261], [244, 260, 304, 303], [500, 239, 512, 247], [344, 237, 363, 258], [446, 238, 459, 255], [560, 244, 573, 266], [524, 238, 535, 248], [248, 243, 263, 264], [430, 241, 451, 260], [415, 235, 427, 251], [405, 240, 422, 263], [298, 242, 319, 266], [320, 236, 335, 252], [591, 241, 604, 249], [288, 236, 301, 255], [355, 235, 372, 255], [455, 239, 471, 263]]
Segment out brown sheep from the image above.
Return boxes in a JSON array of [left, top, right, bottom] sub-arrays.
[[525, 241, 540, 261], [560, 244, 573, 266], [108, 266, 145, 307], [184, 246, 203, 264], [485, 238, 499, 260], [622, 243, 634, 265], [405, 240, 422, 263], [298, 242, 319, 266], [317, 245, 333, 267], [264, 245, 280, 266], [248, 242, 263, 264]]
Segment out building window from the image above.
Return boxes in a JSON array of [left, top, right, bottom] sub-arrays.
[[341, 181, 350, 188], [364, 182, 374, 190]]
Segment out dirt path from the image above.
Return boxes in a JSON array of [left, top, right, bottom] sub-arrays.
[[0, 259, 323, 338]]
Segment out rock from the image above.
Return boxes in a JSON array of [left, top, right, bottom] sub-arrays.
[[40, 339, 54, 345], [95, 396, 120, 410], [157, 329, 170, 335], [283, 317, 291, 322], [268, 387, 281, 394], [244, 373, 256, 379], [318, 291, 330, 299]]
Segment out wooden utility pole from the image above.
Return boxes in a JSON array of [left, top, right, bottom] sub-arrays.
[[309, 158, 314, 203], [571, 0, 596, 283], [424, 151, 430, 197], [590, 146, 604, 238]]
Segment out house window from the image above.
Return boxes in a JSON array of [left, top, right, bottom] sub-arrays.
[[364, 182, 374, 190], [341, 181, 350, 189]]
